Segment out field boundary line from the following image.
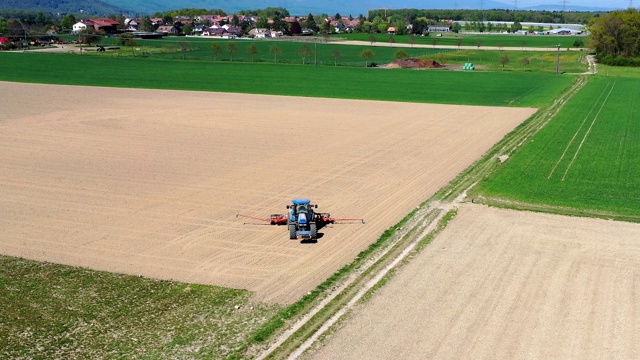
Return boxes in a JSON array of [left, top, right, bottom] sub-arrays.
[[562, 81, 616, 181], [547, 80, 612, 179]]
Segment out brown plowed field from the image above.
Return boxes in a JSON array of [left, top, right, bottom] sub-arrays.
[[0, 82, 535, 303], [310, 204, 640, 359]]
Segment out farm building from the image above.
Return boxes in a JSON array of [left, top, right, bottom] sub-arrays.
[[428, 25, 452, 32]]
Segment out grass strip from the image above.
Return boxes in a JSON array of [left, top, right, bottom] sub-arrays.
[[0, 256, 281, 359]]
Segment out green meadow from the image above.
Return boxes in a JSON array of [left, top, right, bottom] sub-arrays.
[[0, 256, 281, 359], [340, 32, 587, 49], [0, 52, 573, 108], [474, 76, 640, 218]]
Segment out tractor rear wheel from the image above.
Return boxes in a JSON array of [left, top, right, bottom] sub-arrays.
[[310, 222, 317, 240], [289, 224, 297, 239]]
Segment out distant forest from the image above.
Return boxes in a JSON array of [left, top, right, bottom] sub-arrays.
[[367, 9, 600, 24]]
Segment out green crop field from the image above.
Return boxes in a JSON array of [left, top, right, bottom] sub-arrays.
[[0, 52, 574, 108], [339, 32, 588, 49], [91, 36, 447, 66], [474, 76, 640, 218]]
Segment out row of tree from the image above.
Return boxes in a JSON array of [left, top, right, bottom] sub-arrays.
[[367, 9, 600, 25]]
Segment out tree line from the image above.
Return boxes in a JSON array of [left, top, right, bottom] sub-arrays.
[[589, 8, 640, 65], [368, 9, 600, 25]]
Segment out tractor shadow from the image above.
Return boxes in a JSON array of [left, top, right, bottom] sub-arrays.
[[300, 232, 324, 244]]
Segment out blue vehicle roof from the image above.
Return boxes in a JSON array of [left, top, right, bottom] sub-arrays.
[[292, 198, 311, 205]]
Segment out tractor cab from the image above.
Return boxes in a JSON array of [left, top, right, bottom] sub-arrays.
[[288, 199, 315, 222]]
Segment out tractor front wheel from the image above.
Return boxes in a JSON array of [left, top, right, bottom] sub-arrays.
[[289, 224, 297, 239]]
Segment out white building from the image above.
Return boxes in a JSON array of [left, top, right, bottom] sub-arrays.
[[72, 21, 89, 33]]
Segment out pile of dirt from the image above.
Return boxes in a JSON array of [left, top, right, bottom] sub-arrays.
[[386, 58, 444, 69]]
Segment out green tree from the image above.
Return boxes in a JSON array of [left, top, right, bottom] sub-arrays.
[[211, 42, 222, 60], [521, 57, 530, 70], [140, 17, 153, 32], [298, 44, 312, 64], [331, 48, 342, 66], [35, 11, 46, 26], [452, 22, 462, 33], [476, 38, 482, 48], [246, 43, 258, 62], [226, 41, 238, 61], [60, 14, 76, 31], [394, 49, 409, 59], [500, 54, 510, 70], [269, 44, 282, 63], [431, 38, 437, 47], [182, 23, 192, 35], [456, 38, 462, 49], [79, 28, 101, 46], [573, 39, 585, 48], [368, 34, 376, 45], [360, 49, 375, 66], [512, 20, 522, 32], [119, 33, 137, 56], [305, 13, 318, 32], [436, 52, 446, 65], [388, 35, 395, 47], [520, 40, 527, 50]]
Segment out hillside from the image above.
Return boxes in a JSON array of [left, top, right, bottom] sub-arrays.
[[0, 0, 124, 15]]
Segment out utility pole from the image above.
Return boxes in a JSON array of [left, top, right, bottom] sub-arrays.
[[556, 44, 561, 74]]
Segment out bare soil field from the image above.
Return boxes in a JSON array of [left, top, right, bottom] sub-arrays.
[[310, 204, 640, 359], [0, 82, 534, 303]]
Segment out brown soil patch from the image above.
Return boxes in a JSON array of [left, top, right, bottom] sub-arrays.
[[310, 204, 640, 358], [385, 58, 444, 69], [0, 82, 535, 303]]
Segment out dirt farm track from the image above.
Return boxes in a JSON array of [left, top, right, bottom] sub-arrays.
[[0, 81, 535, 303]]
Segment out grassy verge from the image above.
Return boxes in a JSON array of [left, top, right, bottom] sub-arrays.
[[0, 256, 281, 359], [441, 49, 588, 73]]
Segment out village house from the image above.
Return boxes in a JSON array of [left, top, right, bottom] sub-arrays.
[[156, 25, 179, 35]]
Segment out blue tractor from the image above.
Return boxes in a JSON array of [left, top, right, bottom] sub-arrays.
[[236, 199, 364, 241], [287, 198, 320, 240]]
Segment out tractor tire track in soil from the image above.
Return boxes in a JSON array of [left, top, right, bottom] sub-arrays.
[[0, 81, 534, 304]]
